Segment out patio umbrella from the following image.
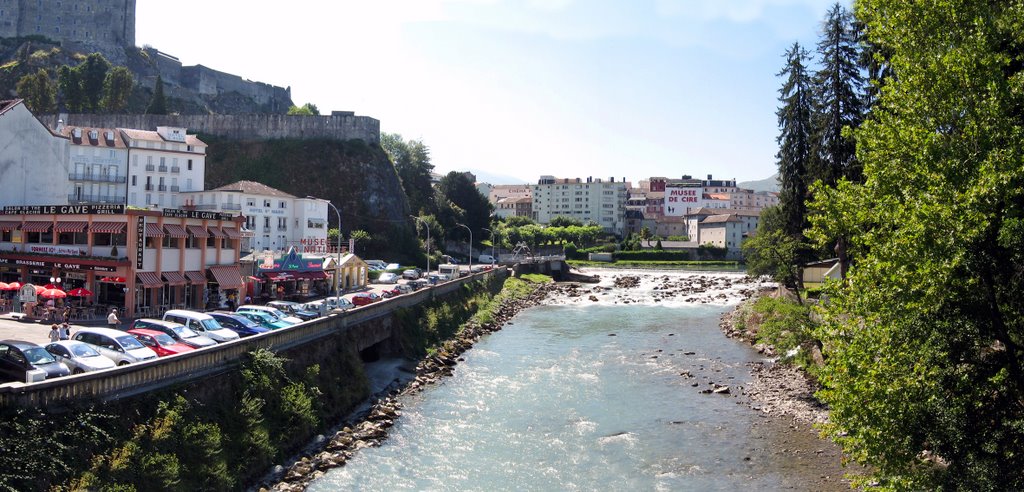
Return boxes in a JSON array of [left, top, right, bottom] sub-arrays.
[[0, 282, 7, 290], [3, 281, 21, 291], [37, 288, 67, 299], [68, 287, 93, 297]]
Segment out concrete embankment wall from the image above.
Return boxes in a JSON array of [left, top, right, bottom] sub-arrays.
[[0, 269, 506, 410]]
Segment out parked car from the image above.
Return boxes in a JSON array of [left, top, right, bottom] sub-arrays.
[[72, 328, 159, 366], [208, 312, 271, 337], [365, 259, 387, 271], [45, 340, 116, 374], [384, 263, 401, 271], [267, 300, 319, 321], [351, 292, 380, 306], [407, 279, 429, 290], [478, 254, 496, 264], [127, 329, 196, 357], [162, 310, 240, 343], [377, 272, 399, 284], [317, 297, 355, 311], [236, 304, 302, 325], [0, 339, 70, 382], [235, 310, 291, 330], [402, 268, 423, 280], [396, 283, 415, 294], [380, 287, 401, 298], [128, 318, 218, 348]]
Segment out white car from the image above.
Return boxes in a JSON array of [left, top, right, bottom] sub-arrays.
[[45, 340, 117, 374], [162, 310, 241, 343], [236, 305, 303, 325], [377, 272, 399, 284], [73, 327, 159, 365], [312, 297, 354, 312]]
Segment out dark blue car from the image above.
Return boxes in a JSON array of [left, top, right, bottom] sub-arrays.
[[208, 312, 271, 337]]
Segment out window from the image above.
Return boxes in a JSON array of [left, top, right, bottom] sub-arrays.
[[93, 233, 126, 247], [186, 236, 200, 249], [187, 159, 193, 170], [247, 199, 255, 207], [58, 232, 87, 245], [1, 230, 10, 242], [131, 175, 137, 186], [263, 200, 271, 208], [162, 235, 175, 248], [279, 201, 286, 209], [222, 238, 235, 249], [263, 217, 270, 229]]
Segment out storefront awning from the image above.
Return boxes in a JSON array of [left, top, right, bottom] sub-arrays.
[[54, 221, 88, 233], [145, 223, 166, 238], [90, 222, 126, 234], [21, 221, 52, 233], [162, 271, 188, 286], [208, 227, 227, 238], [136, 271, 163, 288], [187, 225, 210, 238], [222, 228, 241, 239], [0, 221, 21, 231], [264, 272, 294, 282], [295, 271, 329, 280], [184, 271, 207, 284], [162, 224, 188, 238], [208, 265, 244, 290]]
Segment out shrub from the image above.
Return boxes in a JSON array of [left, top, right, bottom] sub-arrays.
[[613, 250, 691, 261]]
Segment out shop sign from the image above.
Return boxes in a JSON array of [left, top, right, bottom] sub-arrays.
[[0, 258, 118, 272], [162, 208, 235, 221], [300, 237, 331, 253], [1, 204, 125, 215], [11, 230, 22, 243], [136, 217, 145, 269], [19, 283, 37, 303], [27, 245, 82, 255], [258, 247, 325, 273]]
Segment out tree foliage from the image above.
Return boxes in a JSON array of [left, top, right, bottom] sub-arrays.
[[57, 65, 84, 112], [146, 75, 167, 115], [79, 53, 111, 113], [15, 68, 56, 114], [776, 42, 814, 237], [101, 66, 133, 113], [382, 133, 435, 216], [807, 1, 1024, 488], [436, 171, 493, 244], [287, 103, 319, 115]]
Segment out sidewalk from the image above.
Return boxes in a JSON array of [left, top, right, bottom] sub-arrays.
[[0, 312, 110, 346]]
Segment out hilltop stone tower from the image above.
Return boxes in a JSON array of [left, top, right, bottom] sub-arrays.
[[0, 0, 135, 58]]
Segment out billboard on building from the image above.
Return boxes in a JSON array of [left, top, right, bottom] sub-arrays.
[[664, 184, 704, 217]]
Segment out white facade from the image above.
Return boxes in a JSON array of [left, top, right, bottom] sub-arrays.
[[0, 100, 70, 207], [685, 208, 761, 246], [183, 181, 328, 254], [62, 126, 129, 206], [123, 127, 206, 210], [531, 176, 627, 235]]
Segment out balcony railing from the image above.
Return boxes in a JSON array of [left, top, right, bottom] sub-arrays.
[[158, 165, 168, 173], [68, 172, 127, 183], [170, 185, 180, 192], [194, 204, 218, 210], [144, 184, 154, 191], [145, 164, 155, 172], [158, 185, 167, 191], [68, 193, 126, 204], [221, 203, 241, 211], [170, 166, 180, 173], [277, 226, 288, 231]]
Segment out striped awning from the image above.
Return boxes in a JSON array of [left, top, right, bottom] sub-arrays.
[[90, 222, 126, 234], [187, 225, 210, 238], [0, 222, 20, 231], [162, 271, 188, 286], [54, 221, 88, 233], [222, 228, 241, 239], [145, 223, 166, 238], [162, 224, 188, 238], [136, 271, 163, 288], [21, 221, 52, 233], [208, 265, 244, 290], [184, 271, 206, 284], [207, 227, 227, 238], [294, 271, 328, 280]]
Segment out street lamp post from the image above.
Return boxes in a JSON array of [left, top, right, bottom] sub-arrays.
[[411, 216, 430, 274], [310, 196, 342, 297], [482, 228, 495, 264], [456, 223, 472, 272]]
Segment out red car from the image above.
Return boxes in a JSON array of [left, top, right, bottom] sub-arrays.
[[127, 328, 196, 357], [380, 288, 401, 298], [351, 293, 380, 306]]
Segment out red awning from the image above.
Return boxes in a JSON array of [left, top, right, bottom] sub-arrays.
[[222, 228, 241, 239], [21, 221, 52, 233], [90, 222, 126, 234], [208, 265, 244, 290], [145, 223, 166, 238], [162, 224, 188, 238], [0, 222, 20, 231], [187, 225, 210, 238], [135, 271, 163, 288], [264, 272, 294, 282], [54, 221, 88, 233], [162, 271, 188, 286], [294, 271, 328, 280], [207, 227, 227, 238], [184, 271, 206, 284]]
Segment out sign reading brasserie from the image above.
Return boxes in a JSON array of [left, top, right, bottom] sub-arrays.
[[1, 204, 125, 215], [162, 208, 235, 221], [0, 258, 117, 272]]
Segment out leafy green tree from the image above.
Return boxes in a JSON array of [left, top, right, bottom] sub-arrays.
[[548, 216, 582, 227], [807, 1, 1024, 488], [15, 69, 56, 114], [437, 171, 492, 244], [638, 226, 652, 246], [743, 207, 805, 303], [101, 66, 133, 113], [775, 42, 815, 237], [146, 75, 167, 115], [287, 103, 319, 115], [503, 215, 534, 227], [382, 133, 435, 216], [79, 53, 111, 112], [57, 65, 84, 112]]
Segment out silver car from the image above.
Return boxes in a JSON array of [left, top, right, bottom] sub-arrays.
[[45, 340, 117, 374], [73, 327, 159, 365]]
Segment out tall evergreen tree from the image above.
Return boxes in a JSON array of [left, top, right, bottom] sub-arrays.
[[811, 3, 864, 186], [57, 65, 84, 113], [16, 69, 56, 114], [775, 42, 815, 237], [146, 75, 167, 115], [79, 53, 111, 113]]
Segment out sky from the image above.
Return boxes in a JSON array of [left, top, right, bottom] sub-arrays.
[[136, 0, 846, 185]]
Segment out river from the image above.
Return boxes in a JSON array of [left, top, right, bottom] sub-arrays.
[[307, 270, 849, 491]]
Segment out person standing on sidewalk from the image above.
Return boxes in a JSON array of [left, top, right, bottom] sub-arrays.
[[48, 324, 60, 343], [60, 322, 71, 341], [107, 308, 120, 329]]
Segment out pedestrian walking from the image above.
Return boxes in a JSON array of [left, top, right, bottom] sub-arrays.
[[60, 322, 71, 341], [48, 324, 60, 343], [107, 308, 120, 329]]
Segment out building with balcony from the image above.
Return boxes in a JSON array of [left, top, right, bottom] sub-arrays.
[[182, 181, 328, 254], [123, 126, 206, 209], [532, 176, 628, 236], [58, 125, 129, 206]]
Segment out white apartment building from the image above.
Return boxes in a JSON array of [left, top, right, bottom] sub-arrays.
[[60, 125, 129, 206], [532, 176, 627, 235], [123, 126, 206, 210], [729, 189, 780, 210], [183, 181, 328, 254], [0, 100, 69, 207], [684, 207, 761, 245]]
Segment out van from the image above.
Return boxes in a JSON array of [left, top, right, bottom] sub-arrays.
[[162, 310, 240, 343], [478, 254, 496, 264], [438, 264, 462, 279], [72, 327, 158, 365]]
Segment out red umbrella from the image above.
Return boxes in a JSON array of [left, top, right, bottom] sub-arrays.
[[37, 288, 67, 299], [3, 281, 21, 291], [0, 282, 7, 290], [68, 287, 93, 297]]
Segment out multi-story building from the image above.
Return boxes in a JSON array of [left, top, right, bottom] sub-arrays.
[[684, 207, 761, 248], [532, 176, 627, 235], [123, 127, 207, 209], [729, 189, 780, 210], [59, 125, 129, 206], [0, 100, 70, 208], [183, 181, 328, 254], [495, 196, 532, 219]]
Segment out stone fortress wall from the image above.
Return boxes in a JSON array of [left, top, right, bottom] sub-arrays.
[[39, 112, 381, 144], [0, 0, 135, 58]]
